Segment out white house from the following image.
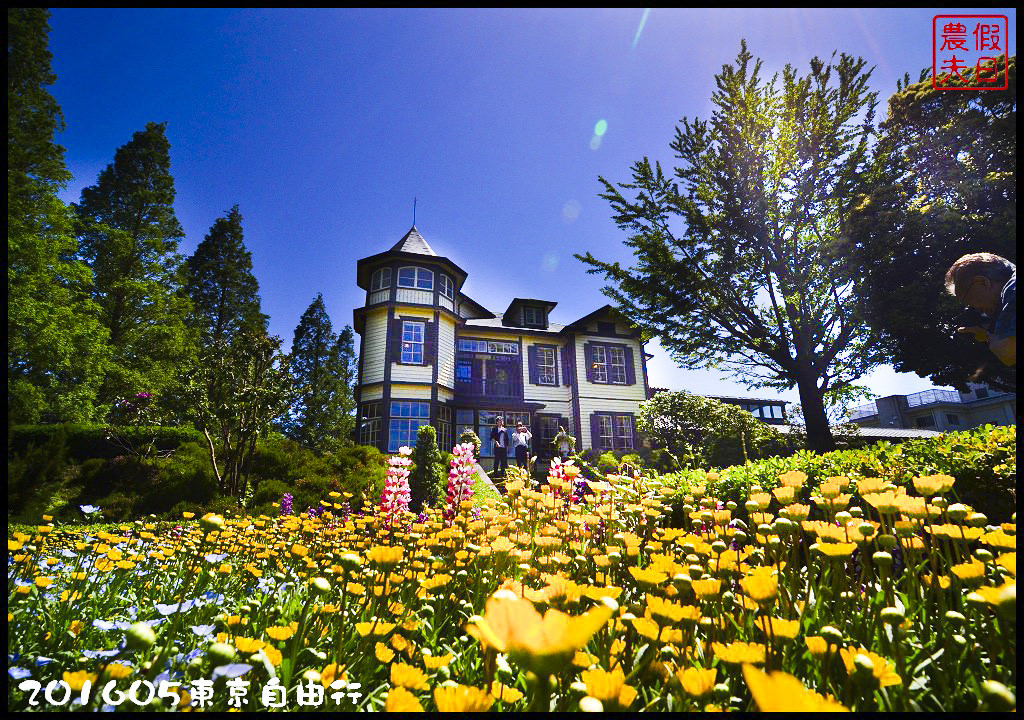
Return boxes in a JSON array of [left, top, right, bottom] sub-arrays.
[[353, 227, 650, 460]]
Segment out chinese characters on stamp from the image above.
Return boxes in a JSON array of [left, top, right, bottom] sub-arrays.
[[933, 15, 1010, 90]]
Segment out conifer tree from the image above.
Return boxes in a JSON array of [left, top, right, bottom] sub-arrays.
[[285, 294, 357, 452], [8, 8, 108, 423], [73, 121, 195, 412], [184, 204, 268, 347]]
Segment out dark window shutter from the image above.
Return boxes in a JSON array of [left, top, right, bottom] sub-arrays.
[[472, 359, 483, 389], [590, 413, 601, 452], [552, 347, 559, 386], [391, 319, 404, 363], [557, 416, 568, 430], [423, 322, 435, 365], [528, 346, 539, 384], [624, 346, 636, 385], [584, 343, 594, 382], [563, 346, 572, 386]]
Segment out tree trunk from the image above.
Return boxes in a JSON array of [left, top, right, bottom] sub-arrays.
[[796, 368, 835, 453]]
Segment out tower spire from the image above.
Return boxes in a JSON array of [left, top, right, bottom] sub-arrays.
[[413, 197, 417, 227]]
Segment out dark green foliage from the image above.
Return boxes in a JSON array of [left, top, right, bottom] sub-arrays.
[[409, 425, 445, 512], [458, 429, 482, 458], [171, 332, 293, 498], [283, 295, 357, 453], [184, 205, 268, 347], [638, 391, 786, 469], [577, 41, 884, 452], [8, 424, 201, 461], [847, 57, 1016, 391], [8, 8, 108, 423], [7, 425, 71, 519], [73, 121, 195, 410]]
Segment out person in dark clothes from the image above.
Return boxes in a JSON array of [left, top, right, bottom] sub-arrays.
[[489, 417, 509, 477]]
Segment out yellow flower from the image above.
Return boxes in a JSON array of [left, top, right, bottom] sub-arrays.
[[265, 626, 294, 641], [974, 580, 1016, 608], [996, 552, 1016, 577], [63, 671, 98, 693], [390, 662, 428, 690], [356, 620, 396, 637], [950, 559, 986, 584], [464, 591, 613, 672], [805, 636, 829, 656], [367, 545, 404, 567], [712, 641, 766, 665], [691, 578, 723, 600], [490, 681, 524, 704], [235, 636, 264, 654], [980, 529, 1016, 551], [678, 666, 716, 697], [838, 648, 902, 687], [912, 474, 955, 496], [743, 665, 848, 712], [645, 594, 687, 624], [630, 616, 662, 641], [779, 470, 807, 488], [581, 666, 626, 702], [816, 542, 857, 558], [321, 663, 346, 687], [35, 576, 54, 588], [628, 566, 667, 586], [103, 663, 133, 680], [385, 686, 424, 712], [69, 620, 85, 636], [740, 567, 778, 605], [434, 685, 494, 712], [423, 653, 453, 670], [375, 642, 396, 663], [764, 617, 800, 640]]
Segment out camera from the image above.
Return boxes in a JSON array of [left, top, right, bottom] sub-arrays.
[[952, 307, 991, 343]]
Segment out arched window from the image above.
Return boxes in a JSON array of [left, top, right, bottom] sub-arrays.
[[398, 266, 433, 290], [371, 267, 392, 291], [439, 274, 454, 299]]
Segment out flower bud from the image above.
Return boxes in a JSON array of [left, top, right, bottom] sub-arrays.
[[849, 506, 864, 518], [310, 577, 331, 595], [726, 501, 738, 511], [982, 680, 1016, 712], [872, 551, 893, 569], [880, 607, 904, 625], [579, 696, 604, 712], [208, 642, 236, 667], [966, 513, 988, 527], [124, 622, 157, 650], [857, 522, 874, 537], [820, 625, 843, 645], [711, 540, 727, 555], [946, 504, 969, 522], [200, 513, 225, 532], [835, 511, 852, 524], [876, 534, 898, 550], [974, 548, 994, 562]]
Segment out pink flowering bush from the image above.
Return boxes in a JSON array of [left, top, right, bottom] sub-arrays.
[[379, 446, 412, 531], [443, 442, 477, 526]]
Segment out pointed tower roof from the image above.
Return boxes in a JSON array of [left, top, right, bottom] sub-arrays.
[[356, 226, 468, 291], [389, 226, 436, 256]]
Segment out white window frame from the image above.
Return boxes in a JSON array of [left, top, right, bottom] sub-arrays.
[[360, 402, 381, 446], [613, 415, 633, 450], [398, 266, 433, 290], [439, 274, 454, 299], [371, 267, 391, 291], [488, 341, 518, 355], [401, 321, 425, 364], [388, 401, 430, 452], [591, 345, 608, 383], [537, 346, 556, 385], [598, 415, 614, 450], [607, 346, 627, 384]]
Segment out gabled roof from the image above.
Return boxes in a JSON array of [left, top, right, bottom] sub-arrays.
[[389, 226, 436, 256], [502, 298, 558, 328], [563, 304, 642, 337], [457, 292, 496, 319]]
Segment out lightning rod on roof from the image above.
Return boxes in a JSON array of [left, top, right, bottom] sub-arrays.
[[413, 197, 417, 227]]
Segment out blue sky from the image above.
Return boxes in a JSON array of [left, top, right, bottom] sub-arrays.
[[47, 8, 1016, 410]]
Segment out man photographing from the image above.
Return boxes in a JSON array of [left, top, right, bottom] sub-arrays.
[[944, 253, 1016, 367]]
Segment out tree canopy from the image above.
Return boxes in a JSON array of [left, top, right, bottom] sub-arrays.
[[847, 56, 1016, 392], [578, 42, 882, 451], [283, 294, 357, 453], [74, 121, 195, 409], [8, 8, 109, 423]]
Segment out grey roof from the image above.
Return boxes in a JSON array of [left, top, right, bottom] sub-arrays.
[[774, 424, 943, 439], [463, 314, 566, 334], [389, 226, 436, 256]]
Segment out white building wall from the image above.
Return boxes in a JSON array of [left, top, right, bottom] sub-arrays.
[[360, 309, 388, 385], [437, 315, 456, 389], [390, 305, 435, 383], [574, 335, 648, 450], [361, 384, 384, 401], [522, 340, 572, 405], [390, 383, 432, 400], [395, 288, 433, 305]]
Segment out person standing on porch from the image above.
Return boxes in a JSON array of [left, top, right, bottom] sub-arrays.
[[490, 417, 509, 477], [512, 423, 532, 469]]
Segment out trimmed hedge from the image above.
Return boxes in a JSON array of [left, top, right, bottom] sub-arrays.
[[9, 424, 202, 462], [661, 424, 1016, 523]]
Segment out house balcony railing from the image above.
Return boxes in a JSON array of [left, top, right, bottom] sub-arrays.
[[454, 378, 523, 401], [848, 403, 879, 421], [906, 389, 962, 407]]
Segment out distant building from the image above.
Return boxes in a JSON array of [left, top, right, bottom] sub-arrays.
[[847, 384, 1017, 432], [353, 227, 650, 461]]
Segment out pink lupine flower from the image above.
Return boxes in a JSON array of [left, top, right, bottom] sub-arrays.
[[443, 443, 477, 526], [380, 446, 413, 532]]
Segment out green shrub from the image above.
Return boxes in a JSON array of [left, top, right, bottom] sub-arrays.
[[458, 429, 481, 458], [7, 425, 71, 520], [409, 426, 444, 512], [9, 424, 201, 462]]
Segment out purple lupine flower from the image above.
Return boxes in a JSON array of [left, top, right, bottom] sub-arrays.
[[443, 443, 477, 526], [280, 493, 293, 516], [380, 447, 413, 529]]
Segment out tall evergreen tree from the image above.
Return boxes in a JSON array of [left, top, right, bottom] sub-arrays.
[[184, 204, 268, 347], [285, 295, 357, 452], [847, 58, 1016, 391], [8, 8, 108, 423], [73, 121, 195, 412], [578, 42, 882, 452]]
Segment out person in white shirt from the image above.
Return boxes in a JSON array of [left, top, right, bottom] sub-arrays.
[[512, 423, 532, 468]]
